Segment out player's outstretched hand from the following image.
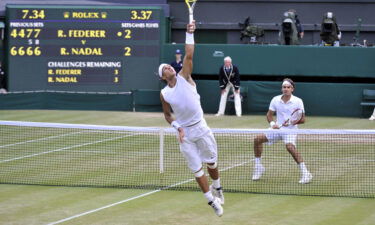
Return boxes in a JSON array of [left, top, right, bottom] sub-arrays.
[[187, 20, 196, 33]]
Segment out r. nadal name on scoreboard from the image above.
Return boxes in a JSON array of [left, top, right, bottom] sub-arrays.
[[60, 47, 103, 56]]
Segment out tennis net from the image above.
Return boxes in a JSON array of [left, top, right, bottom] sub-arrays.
[[0, 120, 374, 198]]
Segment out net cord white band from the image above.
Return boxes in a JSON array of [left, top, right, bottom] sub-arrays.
[[1, 120, 374, 135]]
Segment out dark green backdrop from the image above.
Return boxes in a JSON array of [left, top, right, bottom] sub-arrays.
[[163, 44, 375, 77], [2, 44, 375, 117], [1, 81, 374, 117]]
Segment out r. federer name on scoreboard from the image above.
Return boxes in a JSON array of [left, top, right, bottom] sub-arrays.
[[57, 29, 106, 38], [48, 69, 82, 75]]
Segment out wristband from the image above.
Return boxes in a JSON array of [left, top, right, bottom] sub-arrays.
[[269, 121, 276, 127], [185, 32, 194, 44], [171, 121, 181, 130]]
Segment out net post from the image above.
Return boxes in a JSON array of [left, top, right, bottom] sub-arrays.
[[159, 128, 164, 173]]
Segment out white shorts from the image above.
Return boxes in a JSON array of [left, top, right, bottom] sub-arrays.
[[266, 130, 297, 146], [179, 119, 218, 173]]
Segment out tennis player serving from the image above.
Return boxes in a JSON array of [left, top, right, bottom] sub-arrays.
[[159, 20, 224, 217], [252, 78, 313, 184]]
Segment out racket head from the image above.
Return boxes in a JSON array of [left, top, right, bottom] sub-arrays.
[[289, 108, 303, 125], [185, 0, 197, 12], [185, 0, 197, 23]]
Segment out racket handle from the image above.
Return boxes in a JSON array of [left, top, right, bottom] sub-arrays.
[[189, 14, 193, 24]]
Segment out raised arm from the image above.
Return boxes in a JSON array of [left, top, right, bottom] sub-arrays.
[[179, 21, 196, 85]]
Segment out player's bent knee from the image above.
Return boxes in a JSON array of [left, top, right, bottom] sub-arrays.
[[286, 143, 295, 147], [285, 143, 296, 150], [194, 169, 205, 178], [207, 162, 217, 169], [254, 135, 267, 144]]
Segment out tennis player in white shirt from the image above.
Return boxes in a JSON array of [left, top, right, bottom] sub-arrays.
[[252, 78, 313, 184], [158, 20, 224, 217]]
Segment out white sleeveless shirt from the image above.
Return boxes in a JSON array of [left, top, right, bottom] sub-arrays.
[[161, 74, 203, 126]]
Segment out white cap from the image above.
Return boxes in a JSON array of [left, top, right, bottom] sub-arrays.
[[158, 63, 167, 78]]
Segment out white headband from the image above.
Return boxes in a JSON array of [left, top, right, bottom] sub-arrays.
[[158, 63, 167, 78], [282, 80, 292, 86]]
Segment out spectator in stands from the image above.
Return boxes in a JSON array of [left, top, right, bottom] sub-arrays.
[[369, 108, 375, 120], [215, 56, 242, 117], [252, 78, 313, 184], [170, 49, 183, 74], [158, 20, 224, 217], [0, 62, 7, 94], [320, 12, 341, 46]]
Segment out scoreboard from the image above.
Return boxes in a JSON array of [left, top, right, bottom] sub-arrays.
[[6, 5, 163, 92]]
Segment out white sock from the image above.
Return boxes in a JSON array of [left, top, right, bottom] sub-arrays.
[[204, 191, 214, 202], [255, 157, 262, 167], [299, 162, 308, 174], [212, 178, 221, 189]]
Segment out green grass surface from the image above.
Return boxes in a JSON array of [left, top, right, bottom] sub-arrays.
[[0, 110, 374, 225]]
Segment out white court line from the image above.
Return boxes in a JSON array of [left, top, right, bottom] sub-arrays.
[[46, 160, 251, 225], [71, 150, 156, 156], [0, 134, 138, 163], [46, 190, 161, 225], [0, 131, 84, 149], [262, 156, 375, 162]]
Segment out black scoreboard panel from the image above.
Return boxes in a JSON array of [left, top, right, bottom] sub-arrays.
[[6, 5, 163, 92]]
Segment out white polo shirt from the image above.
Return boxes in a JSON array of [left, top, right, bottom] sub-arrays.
[[269, 94, 305, 128]]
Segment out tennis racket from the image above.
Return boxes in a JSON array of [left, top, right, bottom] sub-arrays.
[[282, 108, 303, 127], [185, 0, 197, 23]]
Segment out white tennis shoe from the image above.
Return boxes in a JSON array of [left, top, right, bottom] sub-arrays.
[[252, 165, 265, 181], [208, 197, 223, 217], [210, 185, 224, 205], [369, 115, 375, 121], [299, 171, 313, 184]]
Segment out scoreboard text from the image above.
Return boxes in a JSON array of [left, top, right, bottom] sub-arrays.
[[6, 5, 163, 92]]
